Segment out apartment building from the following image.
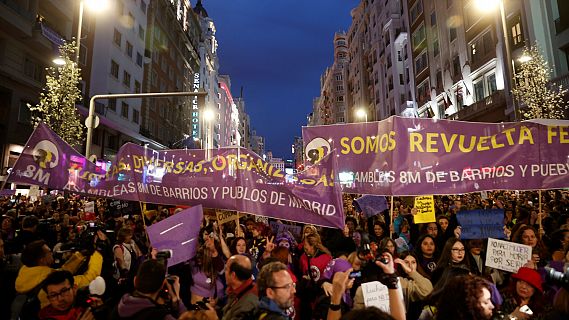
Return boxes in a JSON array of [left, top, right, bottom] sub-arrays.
[[0, 0, 74, 180]]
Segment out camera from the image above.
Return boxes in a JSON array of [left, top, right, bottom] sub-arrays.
[[545, 267, 569, 290], [188, 297, 210, 311], [357, 242, 389, 265], [156, 249, 173, 267]]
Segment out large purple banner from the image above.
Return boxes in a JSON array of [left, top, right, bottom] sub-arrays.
[[302, 117, 569, 195], [8, 123, 345, 229]]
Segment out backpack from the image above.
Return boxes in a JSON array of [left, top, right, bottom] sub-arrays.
[[10, 280, 45, 320]]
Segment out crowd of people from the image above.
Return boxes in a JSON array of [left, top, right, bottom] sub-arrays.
[[1, 189, 569, 320]]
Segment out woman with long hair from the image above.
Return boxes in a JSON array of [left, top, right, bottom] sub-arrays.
[[297, 233, 332, 319], [512, 225, 548, 269], [434, 275, 495, 320], [190, 229, 225, 305], [431, 237, 470, 285], [414, 234, 439, 280]]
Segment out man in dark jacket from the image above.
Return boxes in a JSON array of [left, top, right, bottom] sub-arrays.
[[254, 262, 295, 320], [221, 255, 258, 320], [112, 259, 186, 320]]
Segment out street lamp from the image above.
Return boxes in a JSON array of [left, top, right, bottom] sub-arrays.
[[475, 0, 517, 121], [356, 108, 368, 122], [75, 0, 110, 63]]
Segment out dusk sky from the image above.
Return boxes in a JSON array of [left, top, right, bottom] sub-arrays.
[[203, 0, 359, 159]]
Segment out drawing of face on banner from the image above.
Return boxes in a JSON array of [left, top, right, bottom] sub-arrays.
[[304, 137, 331, 164], [33, 140, 60, 169]]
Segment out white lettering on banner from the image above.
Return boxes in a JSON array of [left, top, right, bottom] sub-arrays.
[[361, 281, 390, 313], [485, 238, 532, 273]]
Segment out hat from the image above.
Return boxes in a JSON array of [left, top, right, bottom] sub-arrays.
[[512, 267, 543, 292]]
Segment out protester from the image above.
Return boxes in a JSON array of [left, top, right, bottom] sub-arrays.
[[221, 255, 258, 320], [500, 267, 550, 320], [39, 270, 96, 320], [255, 261, 296, 320], [112, 259, 186, 320]]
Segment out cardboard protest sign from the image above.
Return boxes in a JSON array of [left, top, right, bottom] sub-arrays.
[[413, 195, 436, 224], [84, 201, 95, 213], [147, 205, 203, 267], [361, 281, 390, 313], [457, 209, 504, 239], [269, 221, 302, 239], [485, 238, 532, 273], [216, 210, 239, 225]]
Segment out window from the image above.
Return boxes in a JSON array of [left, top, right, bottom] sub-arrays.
[[452, 56, 461, 79], [123, 70, 131, 87], [108, 99, 116, 111], [126, 41, 133, 58], [18, 100, 32, 123], [113, 28, 122, 47], [139, 25, 145, 40], [433, 39, 439, 57], [121, 102, 129, 118], [509, 14, 524, 47], [336, 85, 344, 91], [470, 30, 494, 64], [135, 80, 141, 93], [430, 11, 437, 27], [133, 109, 140, 124], [110, 60, 119, 78], [415, 50, 428, 73], [24, 57, 43, 82], [450, 27, 457, 42], [412, 23, 426, 50], [410, 0, 423, 24], [336, 96, 344, 102], [136, 52, 143, 66], [436, 70, 443, 90], [487, 73, 497, 94], [335, 74, 343, 81], [474, 80, 485, 102], [399, 74, 404, 85], [417, 79, 430, 104], [140, 1, 147, 14]]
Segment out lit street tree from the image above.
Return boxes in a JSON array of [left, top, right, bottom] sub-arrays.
[[28, 41, 84, 146], [512, 45, 568, 120]]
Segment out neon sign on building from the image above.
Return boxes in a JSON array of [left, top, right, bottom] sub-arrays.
[[191, 73, 200, 137]]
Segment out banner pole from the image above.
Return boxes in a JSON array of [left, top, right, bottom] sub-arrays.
[[139, 201, 151, 249], [538, 190, 543, 240], [390, 196, 394, 239]]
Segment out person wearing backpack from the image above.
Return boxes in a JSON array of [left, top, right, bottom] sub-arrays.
[[112, 259, 187, 320], [14, 239, 103, 314]]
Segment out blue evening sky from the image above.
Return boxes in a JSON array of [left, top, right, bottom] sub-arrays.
[[203, 0, 358, 159]]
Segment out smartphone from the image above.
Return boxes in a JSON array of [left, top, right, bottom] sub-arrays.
[[349, 271, 361, 278], [519, 305, 533, 315]]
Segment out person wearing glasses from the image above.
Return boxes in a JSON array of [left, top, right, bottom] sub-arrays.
[[39, 270, 94, 320], [430, 237, 471, 286], [255, 261, 296, 320]]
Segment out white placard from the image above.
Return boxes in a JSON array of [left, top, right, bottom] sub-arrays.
[[84, 201, 95, 214], [480, 190, 488, 200], [485, 238, 532, 273], [255, 215, 269, 224], [28, 185, 40, 202], [361, 281, 390, 313]]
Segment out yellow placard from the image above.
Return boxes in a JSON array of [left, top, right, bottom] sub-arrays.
[[413, 195, 436, 224], [216, 210, 239, 225]]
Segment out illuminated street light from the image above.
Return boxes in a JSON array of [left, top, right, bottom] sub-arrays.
[[75, 0, 109, 63], [52, 57, 66, 65], [518, 55, 532, 63], [356, 108, 368, 122]]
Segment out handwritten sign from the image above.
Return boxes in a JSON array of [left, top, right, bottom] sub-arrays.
[[457, 209, 504, 239], [361, 281, 390, 312], [216, 210, 239, 225], [485, 238, 532, 273], [84, 201, 95, 214], [413, 195, 435, 224], [255, 215, 269, 225]]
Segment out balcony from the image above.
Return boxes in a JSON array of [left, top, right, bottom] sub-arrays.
[[449, 90, 507, 122], [0, 0, 35, 38], [549, 72, 569, 94]]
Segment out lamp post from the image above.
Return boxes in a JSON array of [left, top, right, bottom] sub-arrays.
[[476, 0, 518, 121], [85, 91, 207, 158], [75, 0, 110, 63], [356, 108, 368, 122]]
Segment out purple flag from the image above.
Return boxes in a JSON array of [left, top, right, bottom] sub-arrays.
[[146, 205, 203, 267], [354, 195, 388, 218], [303, 117, 569, 195], [8, 123, 345, 229]]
